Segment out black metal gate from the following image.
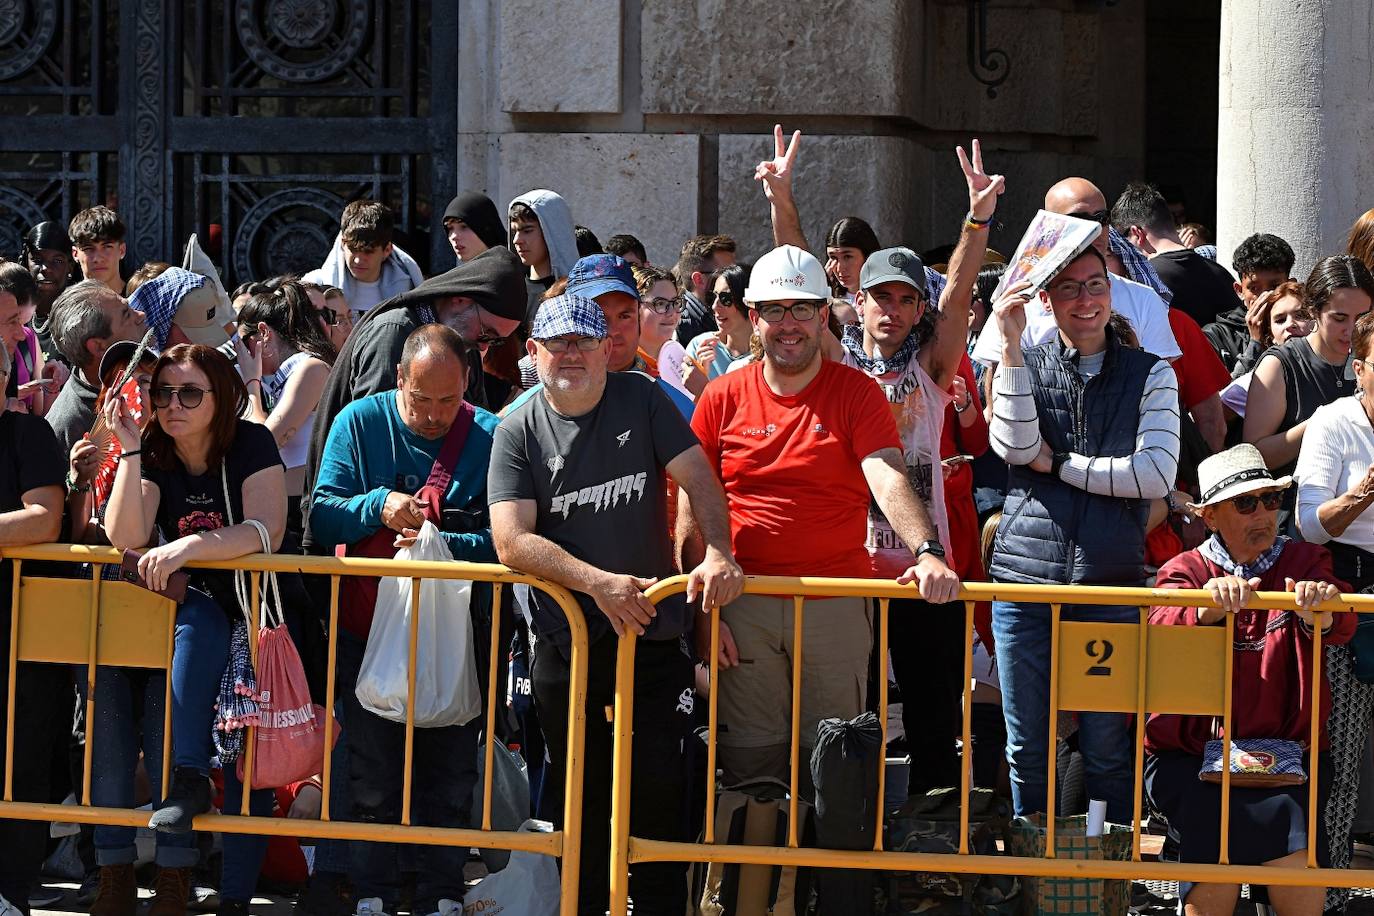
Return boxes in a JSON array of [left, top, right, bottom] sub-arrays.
[[0, 0, 456, 286]]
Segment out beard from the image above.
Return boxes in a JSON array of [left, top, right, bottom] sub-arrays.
[[762, 331, 820, 375]]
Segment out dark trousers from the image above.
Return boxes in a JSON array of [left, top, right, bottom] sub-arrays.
[[338, 633, 479, 912], [532, 634, 694, 916], [888, 597, 967, 795], [0, 659, 69, 907]]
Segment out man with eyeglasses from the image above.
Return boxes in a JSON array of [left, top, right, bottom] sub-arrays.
[[0, 338, 70, 915], [971, 176, 1181, 398], [682, 241, 961, 794], [490, 293, 742, 915]]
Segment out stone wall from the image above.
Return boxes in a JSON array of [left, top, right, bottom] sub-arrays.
[[452, 0, 1147, 269]]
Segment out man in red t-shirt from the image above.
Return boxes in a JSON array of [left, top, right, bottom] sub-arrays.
[[682, 239, 960, 788]]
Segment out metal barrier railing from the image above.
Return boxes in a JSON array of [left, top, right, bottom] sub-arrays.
[[608, 576, 1374, 915], [0, 544, 589, 914]]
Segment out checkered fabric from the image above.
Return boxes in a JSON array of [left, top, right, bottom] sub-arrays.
[[530, 292, 608, 340], [1007, 814, 1133, 916], [1107, 226, 1174, 304], [129, 266, 208, 349]]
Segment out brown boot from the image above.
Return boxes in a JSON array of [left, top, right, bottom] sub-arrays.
[[88, 864, 137, 916], [147, 866, 192, 916]]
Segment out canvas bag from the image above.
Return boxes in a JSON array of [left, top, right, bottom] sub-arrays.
[[1005, 814, 1132, 916], [354, 520, 480, 728], [697, 778, 816, 916]]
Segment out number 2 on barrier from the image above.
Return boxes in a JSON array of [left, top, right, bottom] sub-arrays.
[[1085, 638, 1114, 676]]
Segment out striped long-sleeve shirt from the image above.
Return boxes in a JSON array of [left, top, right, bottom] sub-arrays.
[[990, 354, 1180, 500]]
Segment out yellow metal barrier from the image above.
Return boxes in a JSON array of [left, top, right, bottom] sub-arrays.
[[609, 576, 1374, 916], [0, 544, 589, 914]]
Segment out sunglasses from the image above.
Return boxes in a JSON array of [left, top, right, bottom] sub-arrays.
[[1229, 490, 1284, 515], [714, 292, 741, 308], [1068, 209, 1111, 226], [151, 385, 209, 409], [315, 306, 339, 326], [753, 302, 820, 322]]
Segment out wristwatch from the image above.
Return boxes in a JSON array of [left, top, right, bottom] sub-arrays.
[[1050, 450, 1070, 478], [915, 540, 946, 562]]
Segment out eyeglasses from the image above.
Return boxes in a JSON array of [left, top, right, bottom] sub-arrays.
[[1068, 209, 1111, 226], [642, 296, 686, 315], [1047, 277, 1111, 301], [472, 330, 509, 347], [151, 385, 209, 409], [539, 337, 603, 353], [752, 302, 820, 322], [1230, 491, 1284, 515]]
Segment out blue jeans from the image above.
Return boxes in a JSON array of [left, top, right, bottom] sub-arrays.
[[79, 588, 228, 866], [172, 589, 231, 772], [80, 667, 197, 867], [992, 600, 1135, 823]]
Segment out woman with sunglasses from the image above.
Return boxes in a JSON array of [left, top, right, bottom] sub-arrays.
[[987, 246, 1181, 825], [236, 281, 337, 537], [682, 264, 754, 396], [1295, 310, 1374, 908], [65, 340, 211, 914], [1147, 444, 1351, 916], [103, 343, 286, 913]]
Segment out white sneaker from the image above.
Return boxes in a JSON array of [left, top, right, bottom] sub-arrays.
[[0, 892, 22, 916], [431, 900, 462, 916], [356, 898, 390, 916]]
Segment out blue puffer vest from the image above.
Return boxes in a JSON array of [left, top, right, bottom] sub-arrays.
[[990, 331, 1162, 586]]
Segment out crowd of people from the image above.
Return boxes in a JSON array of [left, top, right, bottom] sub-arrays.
[[4, 124, 1374, 916]]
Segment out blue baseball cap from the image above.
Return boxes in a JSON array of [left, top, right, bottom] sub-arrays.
[[565, 254, 638, 300], [531, 293, 608, 341]]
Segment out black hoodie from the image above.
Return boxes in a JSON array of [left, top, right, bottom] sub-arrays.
[[1202, 304, 1261, 377], [443, 193, 508, 251], [301, 245, 526, 548]]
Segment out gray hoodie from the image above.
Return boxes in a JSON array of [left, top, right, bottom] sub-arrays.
[[508, 189, 578, 281]]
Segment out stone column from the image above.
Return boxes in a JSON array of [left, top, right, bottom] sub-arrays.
[[1216, 0, 1374, 278]]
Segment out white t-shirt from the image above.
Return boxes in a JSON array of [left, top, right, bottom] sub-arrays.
[[348, 278, 383, 320], [970, 273, 1181, 366], [839, 351, 953, 575], [1296, 395, 1374, 551]]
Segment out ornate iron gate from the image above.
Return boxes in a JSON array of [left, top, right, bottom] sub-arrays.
[[0, 0, 455, 286]]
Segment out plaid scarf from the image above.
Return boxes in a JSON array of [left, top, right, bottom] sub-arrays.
[[1108, 226, 1173, 304], [212, 618, 259, 765], [840, 322, 920, 378], [1199, 533, 1289, 580]]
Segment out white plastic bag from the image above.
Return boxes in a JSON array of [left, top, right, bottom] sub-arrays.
[[462, 819, 560, 916], [354, 521, 480, 728]]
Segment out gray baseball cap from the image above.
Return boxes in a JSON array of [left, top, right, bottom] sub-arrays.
[[859, 247, 928, 297]]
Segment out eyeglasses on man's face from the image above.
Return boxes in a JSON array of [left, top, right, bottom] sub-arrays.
[[1047, 277, 1111, 302], [539, 336, 603, 354], [752, 302, 820, 323]]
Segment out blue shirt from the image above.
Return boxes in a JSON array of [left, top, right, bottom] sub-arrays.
[[310, 391, 499, 560]]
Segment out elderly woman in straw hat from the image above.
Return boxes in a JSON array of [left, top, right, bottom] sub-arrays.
[[1145, 443, 1355, 916]]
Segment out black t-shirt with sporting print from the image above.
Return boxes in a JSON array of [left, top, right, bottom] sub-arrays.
[[488, 372, 699, 652], [141, 419, 283, 612], [0, 411, 66, 617]]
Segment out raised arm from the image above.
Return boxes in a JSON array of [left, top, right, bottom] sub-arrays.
[[923, 141, 1004, 388], [755, 124, 809, 251]]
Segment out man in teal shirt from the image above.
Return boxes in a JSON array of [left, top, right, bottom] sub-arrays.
[[310, 323, 495, 916]]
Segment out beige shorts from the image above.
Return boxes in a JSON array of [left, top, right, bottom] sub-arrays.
[[716, 594, 872, 784]]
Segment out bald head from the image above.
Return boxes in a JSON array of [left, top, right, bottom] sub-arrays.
[[399, 323, 468, 379], [1045, 178, 1109, 256], [395, 324, 468, 440]]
